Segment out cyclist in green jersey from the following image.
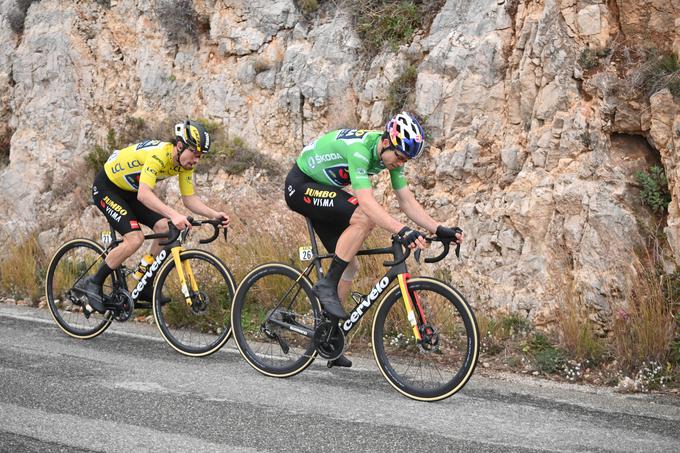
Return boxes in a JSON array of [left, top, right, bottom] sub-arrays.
[[76, 120, 230, 314], [285, 112, 463, 367]]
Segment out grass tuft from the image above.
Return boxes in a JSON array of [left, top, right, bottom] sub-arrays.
[[0, 233, 47, 301], [345, 0, 445, 55], [611, 252, 677, 373]]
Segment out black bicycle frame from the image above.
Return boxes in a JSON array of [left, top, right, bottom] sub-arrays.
[[299, 218, 411, 336]]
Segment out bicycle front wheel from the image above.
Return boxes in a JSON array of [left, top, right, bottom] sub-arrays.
[[372, 277, 479, 401], [231, 263, 320, 377], [153, 250, 236, 357], [45, 239, 113, 339]]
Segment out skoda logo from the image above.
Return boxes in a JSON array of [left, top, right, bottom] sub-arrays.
[[308, 156, 316, 169]]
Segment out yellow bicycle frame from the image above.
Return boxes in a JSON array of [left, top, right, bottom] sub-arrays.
[[397, 273, 422, 342], [171, 246, 198, 306]]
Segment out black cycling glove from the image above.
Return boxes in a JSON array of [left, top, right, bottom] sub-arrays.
[[437, 225, 463, 242], [398, 226, 425, 246]]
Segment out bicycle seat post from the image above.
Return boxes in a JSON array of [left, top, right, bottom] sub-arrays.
[[305, 218, 324, 280]]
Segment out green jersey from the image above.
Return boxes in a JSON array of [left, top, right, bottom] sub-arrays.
[[295, 129, 407, 190]]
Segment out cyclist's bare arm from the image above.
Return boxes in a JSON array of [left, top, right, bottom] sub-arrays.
[[138, 182, 190, 229], [182, 195, 230, 227], [354, 188, 411, 234], [394, 187, 439, 233]]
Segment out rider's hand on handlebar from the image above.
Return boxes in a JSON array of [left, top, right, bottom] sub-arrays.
[[171, 213, 191, 230], [214, 212, 230, 228], [398, 227, 428, 250], [437, 225, 463, 244]]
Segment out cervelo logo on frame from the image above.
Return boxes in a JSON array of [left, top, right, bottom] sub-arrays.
[[131, 249, 167, 299], [342, 276, 389, 332]]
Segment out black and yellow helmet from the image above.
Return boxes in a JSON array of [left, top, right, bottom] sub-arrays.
[[174, 120, 210, 154]]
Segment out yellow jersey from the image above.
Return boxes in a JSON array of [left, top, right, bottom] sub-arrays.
[[103, 140, 195, 196]]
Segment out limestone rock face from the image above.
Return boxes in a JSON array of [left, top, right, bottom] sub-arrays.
[[1, 0, 679, 326]]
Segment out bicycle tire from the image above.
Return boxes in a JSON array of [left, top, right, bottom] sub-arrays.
[[45, 239, 113, 339], [231, 263, 320, 377], [152, 249, 236, 357], [372, 277, 479, 401]]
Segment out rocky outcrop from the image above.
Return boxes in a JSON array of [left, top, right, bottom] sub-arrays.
[[1, 0, 679, 327]]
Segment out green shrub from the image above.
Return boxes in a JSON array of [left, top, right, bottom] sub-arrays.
[[500, 314, 532, 335], [85, 144, 111, 174], [0, 126, 12, 167], [199, 135, 282, 176], [527, 333, 566, 373], [346, 0, 445, 55], [578, 47, 611, 70], [386, 63, 417, 115], [155, 0, 206, 44], [629, 50, 680, 98], [297, 0, 319, 14], [85, 117, 151, 174], [193, 119, 282, 176], [578, 48, 599, 70], [635, 165, 671, 214]]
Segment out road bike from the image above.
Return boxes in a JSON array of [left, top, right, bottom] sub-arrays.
[[45, 218, 236, 357], [231, 219, 479, 401]]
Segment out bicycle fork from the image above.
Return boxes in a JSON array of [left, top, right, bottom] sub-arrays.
[[397, 273, 426, 342], [170, 246, 199, 306]]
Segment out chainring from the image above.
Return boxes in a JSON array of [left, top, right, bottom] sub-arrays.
[[111, 289, 134, 322], [313, 321, 345, 360]]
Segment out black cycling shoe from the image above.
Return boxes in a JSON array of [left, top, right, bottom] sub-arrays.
[[327, 354, 352, 368], [137, 285, 171, 306], [74, 276, 106, 314], [313, 279, 349, 320]]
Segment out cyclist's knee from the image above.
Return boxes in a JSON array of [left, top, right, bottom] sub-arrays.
[[340, 257, 360, 282], [152, 219, 169, 233], [122, 230, 144, 251]]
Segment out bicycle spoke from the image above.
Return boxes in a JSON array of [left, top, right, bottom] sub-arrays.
[[154, 251, 234, 356], [46, 240, 112, 339], [232, 264, 319, 377], [373, 278, 478, 401]]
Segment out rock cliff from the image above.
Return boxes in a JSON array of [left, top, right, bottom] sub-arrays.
[[1, 0, 679, 326]]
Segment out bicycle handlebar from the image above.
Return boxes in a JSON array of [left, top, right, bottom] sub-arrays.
[[158, 216, 228, 246], [414, 236, 461, 263], [383, 239, 412, 267], [190, 217, 228, 244]]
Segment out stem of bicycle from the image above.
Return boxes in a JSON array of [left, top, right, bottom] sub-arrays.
[[397, 274, 422, 342], [170, 246, 192, 306]]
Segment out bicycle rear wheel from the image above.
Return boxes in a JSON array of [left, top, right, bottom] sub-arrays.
[[45, 239, 113, 339], [231, 263, 320, 377], [372, 277, 479, 401], [153, 250, 236, 357]]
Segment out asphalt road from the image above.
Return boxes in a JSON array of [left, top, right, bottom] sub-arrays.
[[1, 304, 679, 452]]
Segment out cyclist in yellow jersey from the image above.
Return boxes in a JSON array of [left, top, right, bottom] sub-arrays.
[[76, 120, 230, 314]]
